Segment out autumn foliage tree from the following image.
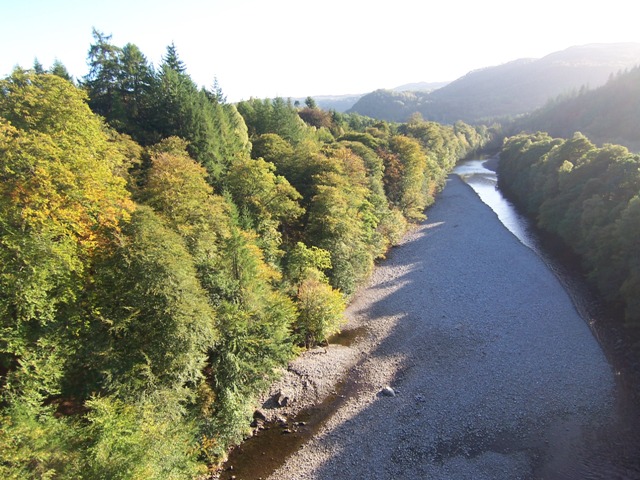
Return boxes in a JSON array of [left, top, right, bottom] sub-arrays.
[[0, 33, 490, 477]]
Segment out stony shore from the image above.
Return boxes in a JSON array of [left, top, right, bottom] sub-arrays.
[[223, 174, 619, 479]]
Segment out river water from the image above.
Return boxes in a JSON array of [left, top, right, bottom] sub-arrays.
[[454, 158, 640, 479], [453, 159, 536, 251]]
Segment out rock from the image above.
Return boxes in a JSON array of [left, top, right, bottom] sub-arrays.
[[250, 418, 264, 428], [274, 389, 291, 407], [381, 386, 396, 397], [253, 409, 267, 421]]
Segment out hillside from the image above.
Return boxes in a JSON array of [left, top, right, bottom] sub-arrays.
[[306, 93, 364, 112], [295, 81, 449, 113], [393, 81, 449, 92], [348, 43, 640, 123], [512, 66, 640, 151]]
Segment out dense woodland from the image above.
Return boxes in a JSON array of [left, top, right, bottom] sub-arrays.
[[499, 132, 640, 329], [0, 31, 489, 478]]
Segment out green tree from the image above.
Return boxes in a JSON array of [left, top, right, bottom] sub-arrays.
[[499, 131, 640, 333], [149, 48, 250, 185], [237, 97, 308, 144], [201, 227, 297, 459], [386, 135, 428, 221], [0, 70, 138, 478], [0, 70, 133, 340], [304, 146, 375, 294], [304, 96, 317, 109], [90, 206, 217, 397], [32, 58, 44, 74], [225, 156, 303, 262], [82, 393, 205, 480], [84, 28, 123, 119], [296, 275, 346, 347], [116, 43, 156, 142], [49, 59, 73, 82], [162, 42, 186, 73]]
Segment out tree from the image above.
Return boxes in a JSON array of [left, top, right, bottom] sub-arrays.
[[304, 146, 375, 294], [162, 42, 186, 73], [0, 71, 134, 348], [148, 50, 250, 185], [298, 106, 333, 130], [386, 135, 428, 221], [304, 96, 317, 109], [499, 131, 640, 333], [84, 28, 123, 118], [296, 275, 345, 347], [84, 394, 205, 480], [617, 195, 640, 324], [142, 138, 231, 244], [201, 227, 297, 459], [90, 206, 217, 397], [225, 156, 303, 261], [116, 43, 156, 141], [0, 70, 139, 477], [50, 59, 73, 82], [285, 242, 332, 287], [32, 58, 44, 74], [237, 97, 308, 144]]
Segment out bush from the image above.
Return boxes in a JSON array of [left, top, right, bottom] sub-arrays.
[[296, 275, 346, 347]]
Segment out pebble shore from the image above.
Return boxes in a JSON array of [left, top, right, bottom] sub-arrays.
[[250, 175, 616, 479]]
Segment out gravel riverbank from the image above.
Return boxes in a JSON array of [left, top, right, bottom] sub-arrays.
[[225, 174, 618, 479]]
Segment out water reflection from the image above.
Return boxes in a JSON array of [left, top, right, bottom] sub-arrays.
[[453, 159, 536, 251]]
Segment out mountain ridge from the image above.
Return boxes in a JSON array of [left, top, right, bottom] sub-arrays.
[[346, 43, 640, 123]]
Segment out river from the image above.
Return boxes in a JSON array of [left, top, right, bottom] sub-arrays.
[[218, 158, 640, 479], [454, 158, 640, 479]]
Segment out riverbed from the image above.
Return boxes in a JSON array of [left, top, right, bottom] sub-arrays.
[[218, 160, 639, 479]]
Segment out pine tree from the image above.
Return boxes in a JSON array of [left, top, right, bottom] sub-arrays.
[[84, 28, 123, 118]]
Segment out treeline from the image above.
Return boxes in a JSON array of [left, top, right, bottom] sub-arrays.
[[0, 31, 489, 478], [514, 66, 640, 151], [499, 132, 640, 329]]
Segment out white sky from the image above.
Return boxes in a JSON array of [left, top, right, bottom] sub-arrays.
[[2, 0, 639, 102]]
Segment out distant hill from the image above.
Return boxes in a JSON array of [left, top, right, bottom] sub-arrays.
[[512, 66, 640, 151], [393, 81, 449, 92], [289, 94, 363, 113], [292, 82, 447, 113], [348, 43, 640, 123]]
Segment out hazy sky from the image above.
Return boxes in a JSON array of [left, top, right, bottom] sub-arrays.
[[2, 0, 639, 102]]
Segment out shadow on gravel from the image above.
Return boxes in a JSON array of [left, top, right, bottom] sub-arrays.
[[306, 177, 634, 479], [220, 177, 640, 480]]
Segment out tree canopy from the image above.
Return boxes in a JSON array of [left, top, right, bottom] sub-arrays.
[[500, 132, 640, 326], [0, 33, 491, 478]]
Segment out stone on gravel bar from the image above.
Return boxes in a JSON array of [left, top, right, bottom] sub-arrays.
[[274, 389, 290, 407], [253, 409, 267, 421], [381, 386, 396, 397]]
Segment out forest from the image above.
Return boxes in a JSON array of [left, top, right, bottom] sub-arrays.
[[0, 31, 489, 478], [499, 132, 640, 329], [512, 66, 640, 151]]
